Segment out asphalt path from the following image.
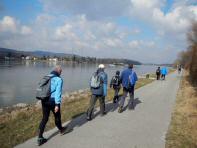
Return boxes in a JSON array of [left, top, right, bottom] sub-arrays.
[[16, 72, 181, 148]]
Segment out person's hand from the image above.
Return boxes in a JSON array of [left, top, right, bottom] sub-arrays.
[[54, 106, 59, 113]]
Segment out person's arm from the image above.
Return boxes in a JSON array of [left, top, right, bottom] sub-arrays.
[[54, 78, 63, 105], [105, 73, 108, 85], [110, 77, 113, 88], [135, 72, 138, 81]]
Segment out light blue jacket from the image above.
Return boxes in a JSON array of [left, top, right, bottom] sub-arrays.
[[50, 75, 63, 105], [161, 67, 168, 75]]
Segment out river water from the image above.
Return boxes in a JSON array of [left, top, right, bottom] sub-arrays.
[[0, 60, 159, 107]]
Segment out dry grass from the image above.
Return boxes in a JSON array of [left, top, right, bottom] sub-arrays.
[[166, 72, 197, 148], [0, 77, 154, 148]]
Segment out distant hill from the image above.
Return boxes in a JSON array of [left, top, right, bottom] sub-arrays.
[[0, 48, 28, 59], [0, 48, 73, 59], [96, 58, 141, 65], [30, 50, 73, 58], [0, 47, 141, 65]]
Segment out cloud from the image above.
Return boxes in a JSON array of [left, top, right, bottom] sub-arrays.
[[0, 16, 33, 35], [128, 40, 140, 48], [0, 16, 17, 33], [40, 0, 131, 20], [55, 24, 75, 39], [21, 26, 32, 35], [153, 6, 196, 34]]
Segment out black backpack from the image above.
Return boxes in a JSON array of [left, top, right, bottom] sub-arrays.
[[36, 75, 54, 101], [156, 69, 160, 74], [112, 76, 120, 86]]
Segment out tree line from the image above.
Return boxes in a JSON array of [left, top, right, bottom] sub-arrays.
[[175, 21, 197, 85]]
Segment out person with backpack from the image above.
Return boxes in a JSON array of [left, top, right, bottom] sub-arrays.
[[156, 67, 161, 80], [110, 70, 121, 103], [86, 64, 108, 121], [118, 64, 138, 113], [36, 65, 67, 146]]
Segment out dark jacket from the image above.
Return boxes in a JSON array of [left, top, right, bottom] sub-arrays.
[[110, 75, 121, 89]]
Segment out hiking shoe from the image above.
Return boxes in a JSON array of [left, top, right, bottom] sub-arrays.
[[118, 106, 123, 113], [60, 127, 68, 136], [128, 102, 134, 110], [100, 111, 107, 116], [86, 116, 92, 121], [37, 137, 47, 146]]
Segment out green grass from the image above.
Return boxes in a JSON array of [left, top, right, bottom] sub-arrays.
[[0, 78, 154, 148]]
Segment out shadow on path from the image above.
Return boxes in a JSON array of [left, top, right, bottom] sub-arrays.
[[46, 98, 141, 141], [122, 98, 142, 112]]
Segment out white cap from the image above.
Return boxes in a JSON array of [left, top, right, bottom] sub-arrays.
[[98, 64, 105, 69]]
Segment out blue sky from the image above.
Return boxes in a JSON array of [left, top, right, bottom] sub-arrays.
[[0, 0, 42, 23], [0, 0, 197, 63]]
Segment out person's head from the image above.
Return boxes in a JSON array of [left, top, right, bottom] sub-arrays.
[[158, 67, 160, 69], [128, 63, 134, 69], [98, 64, 105, 71], [53, 65, 62, 76], [116, 70, 120, 75]]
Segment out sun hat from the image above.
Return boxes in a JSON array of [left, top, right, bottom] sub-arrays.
[[98, 64, 105, 69]]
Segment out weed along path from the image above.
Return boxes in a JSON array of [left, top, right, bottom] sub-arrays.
[[16, 72, 181, 148]]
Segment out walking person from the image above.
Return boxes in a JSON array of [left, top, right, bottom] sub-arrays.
[[156, 67, 161, 80], [86, 64, 107, 121], [118, 64, 138, 113], [178, 65, 182, 74], [37, 65, 67, 146], [161, 67, 168, 80], [110, 70, 121, 103]]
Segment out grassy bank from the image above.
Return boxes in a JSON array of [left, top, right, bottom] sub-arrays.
[[166, 72, 197, 148], [0, 77, 154, 148]]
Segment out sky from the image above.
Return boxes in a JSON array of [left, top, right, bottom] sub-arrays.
[[0, 0, 197, 64]]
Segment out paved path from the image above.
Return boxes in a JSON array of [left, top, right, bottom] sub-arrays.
[[16, 72, 181, 148]]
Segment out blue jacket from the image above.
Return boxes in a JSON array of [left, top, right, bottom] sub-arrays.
[[99, 71, 108, 96], [161, 67, 168, 75], [49, 72, 63, 105], [120, 68, 138, 88]]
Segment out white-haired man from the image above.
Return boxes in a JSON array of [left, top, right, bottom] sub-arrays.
[[87, 64, 108, 121]]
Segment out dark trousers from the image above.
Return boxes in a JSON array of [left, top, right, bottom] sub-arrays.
[[119, 86, 134, 107], [38, 101, 63, 138], [113, 88, 120, 102], [87, 95, 105, 118], [161, 74, 166, 80], [156, 74, 160, 80]]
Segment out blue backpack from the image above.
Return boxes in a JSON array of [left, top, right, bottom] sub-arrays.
[[129, 71, 137, 86]]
